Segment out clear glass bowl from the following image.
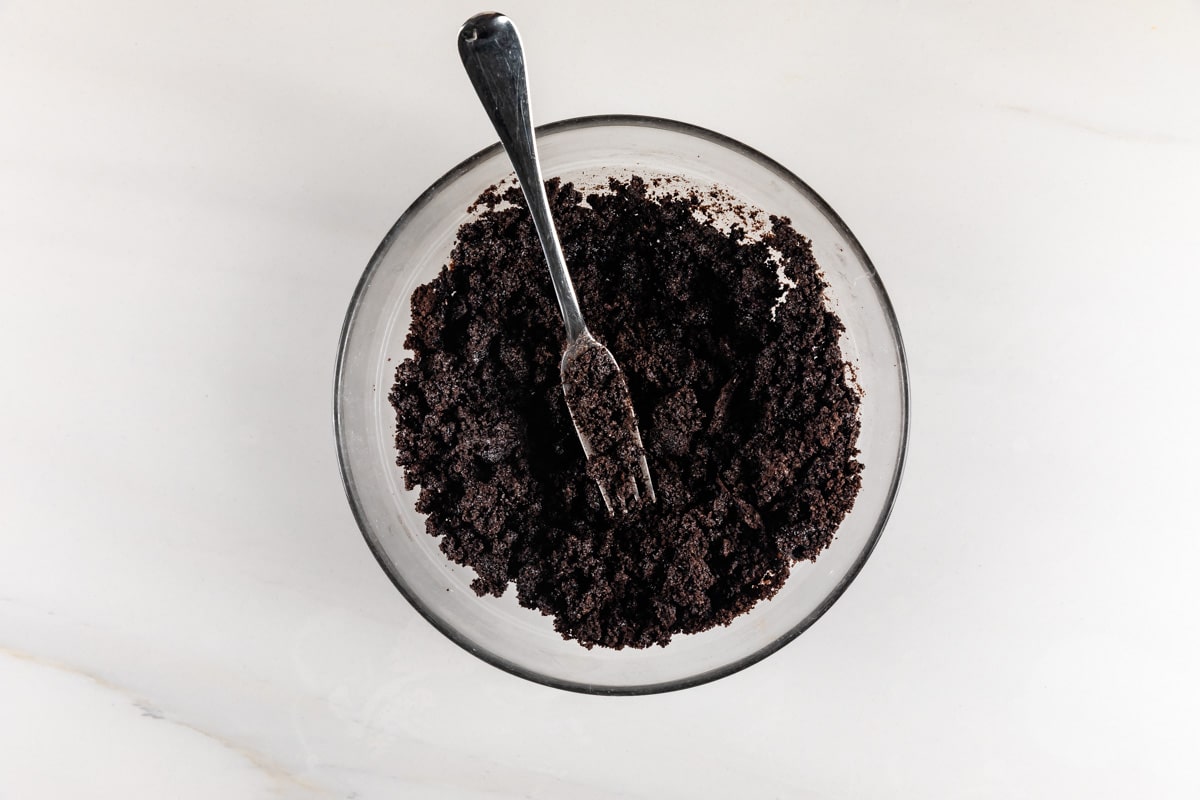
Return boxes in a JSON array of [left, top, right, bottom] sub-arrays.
[[335, 115, 909, 694]]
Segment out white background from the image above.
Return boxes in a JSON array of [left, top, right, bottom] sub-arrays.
[[3, 1, 1199, 797]]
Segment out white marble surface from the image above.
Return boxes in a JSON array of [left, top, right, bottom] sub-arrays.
[[3, 0, 1199, 796]]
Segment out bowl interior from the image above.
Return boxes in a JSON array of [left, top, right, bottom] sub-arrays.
[[335, 116, 908, 694]]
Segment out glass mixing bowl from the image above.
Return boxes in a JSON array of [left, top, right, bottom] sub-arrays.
[[335, 115, 909, 694]]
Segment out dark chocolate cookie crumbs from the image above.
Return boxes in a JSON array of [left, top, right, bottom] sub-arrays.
[[390, 176, 862, 649]]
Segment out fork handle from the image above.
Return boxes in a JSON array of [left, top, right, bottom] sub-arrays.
[[458, 13, 588, 344]]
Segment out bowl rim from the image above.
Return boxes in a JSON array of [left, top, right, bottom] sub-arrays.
[[334, 113, 910, 695]]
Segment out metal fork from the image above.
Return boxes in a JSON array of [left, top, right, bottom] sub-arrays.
[[458, 12, 655, 514]]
